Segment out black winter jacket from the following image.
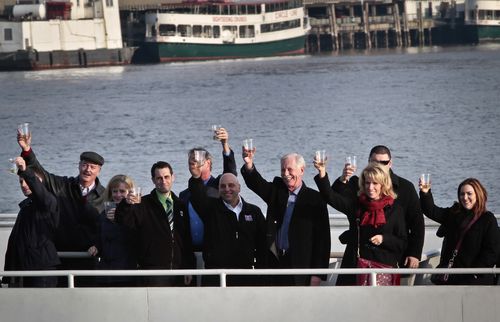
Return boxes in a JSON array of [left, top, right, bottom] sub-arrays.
[[4, 168, 60, 273]]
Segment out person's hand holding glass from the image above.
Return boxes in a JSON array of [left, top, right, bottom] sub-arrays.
[[242, 139, 255, 170], [341, 155, 357, 183], [17, 122, 31, 152], [419, 173, 431, 193], [313, 150, 328, 178]]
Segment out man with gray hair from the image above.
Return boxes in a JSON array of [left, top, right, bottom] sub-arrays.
[[241, 150, 331, 286]]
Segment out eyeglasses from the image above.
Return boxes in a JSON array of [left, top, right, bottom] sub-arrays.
[[372, 160, 391, 165]]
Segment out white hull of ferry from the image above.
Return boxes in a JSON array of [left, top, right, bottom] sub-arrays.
[[0, 0, 133, 70], [135, 1, 310, 63]]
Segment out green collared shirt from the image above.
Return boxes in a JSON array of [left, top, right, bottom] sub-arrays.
[[155, 190, 173, 212]]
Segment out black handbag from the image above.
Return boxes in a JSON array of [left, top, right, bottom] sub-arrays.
[[431, 215, 479, 285]]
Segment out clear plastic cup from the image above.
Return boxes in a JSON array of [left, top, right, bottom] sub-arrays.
[[315, 150, 327, 165], [242, 139, 253, 151]]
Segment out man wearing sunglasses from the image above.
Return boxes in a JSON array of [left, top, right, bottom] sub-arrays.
[[332, 145, 424, 285]]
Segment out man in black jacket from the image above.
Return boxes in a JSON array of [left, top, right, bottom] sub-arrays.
[[241, 150, 331, 286], [179, 127, 237, 252], [116, 161, 195, 286], [188, 170, 266, 286], [3, 157, 59, 287]]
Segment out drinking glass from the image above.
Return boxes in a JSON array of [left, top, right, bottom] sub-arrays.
[[345, 155, 357, 168], [193, 150, 206, 166], [8, 158, 17, 175], [420, 173, 431, 190], [104, 201, 116, 213], [242, 139, 253, 151], [18, 122, 30, 137], [314, 150, 327, 165], [104, 201, 117, 221], [211, 124, 222, 141]]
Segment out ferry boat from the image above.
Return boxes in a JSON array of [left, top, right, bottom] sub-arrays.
[[133, 0, 310, 63], [0, 0, 134, 71], [464, 0, 500, 42]]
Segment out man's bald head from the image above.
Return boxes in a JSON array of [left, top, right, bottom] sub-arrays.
[[219, 173, 241, 207]]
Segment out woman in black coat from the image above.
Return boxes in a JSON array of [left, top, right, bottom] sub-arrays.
[[314, 161, 406, 286], [419, 177, 499, 285], [92, 174, 139, 286]]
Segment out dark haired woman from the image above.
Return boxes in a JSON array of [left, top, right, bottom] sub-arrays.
[[419, 178, 499, 285]]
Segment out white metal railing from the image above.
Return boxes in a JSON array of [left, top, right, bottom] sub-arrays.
[[2, 267, 499, 288]]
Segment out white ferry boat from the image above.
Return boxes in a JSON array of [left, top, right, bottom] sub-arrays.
[[0, 0, 134, 70], [464, 0, 500, 42], [133, 0, 310, 63]]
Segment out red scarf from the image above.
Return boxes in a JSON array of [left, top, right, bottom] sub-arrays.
[[357, 194, 394, 227]]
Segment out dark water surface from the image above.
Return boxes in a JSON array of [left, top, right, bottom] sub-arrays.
[[1, 44, 499, 214]]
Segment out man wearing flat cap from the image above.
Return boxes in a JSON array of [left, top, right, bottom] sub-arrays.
[[17, 132, 105, 285]]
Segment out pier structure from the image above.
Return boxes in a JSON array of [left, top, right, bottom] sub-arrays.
[[304, 0, 448, 52]]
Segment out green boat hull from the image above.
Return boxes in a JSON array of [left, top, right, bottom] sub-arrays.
[[477, 26, 500, 41], [465, 25, 500, 43], [134, 35, 306, 63]]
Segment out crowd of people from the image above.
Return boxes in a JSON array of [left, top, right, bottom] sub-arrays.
[[3, 128, 500, 287]]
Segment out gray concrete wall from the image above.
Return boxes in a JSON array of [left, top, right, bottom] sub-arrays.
[[0, 286, 498, 322]]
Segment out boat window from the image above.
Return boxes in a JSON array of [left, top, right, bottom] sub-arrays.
[[261, 18, 301, 33], [222, 26, 238, 35], [203, 26, 212, 38], [496, 10, 500, 19], [213, 26, 221, 38], [478, 10, 485, 20], [223, 5, 229, 15], [230, 5, 237, 15], [193, 25, 202, 37], [241, 5, 247, 15], [239, 25, 255, 38], [159, 24, 176, 36], [105, 0, 113, 7], [248, 5, 256, 14], [4, 28, 13, 41], [178, 25, 192, 37]]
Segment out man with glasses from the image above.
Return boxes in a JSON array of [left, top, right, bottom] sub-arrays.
[[332, 145, 424, 285]]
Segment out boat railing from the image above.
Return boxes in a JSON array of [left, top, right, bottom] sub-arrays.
[[2, 262, 499, 288]]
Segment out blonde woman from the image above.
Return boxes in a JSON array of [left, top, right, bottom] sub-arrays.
[[94, 174, 138, 286], [314, 161, 407, 285]]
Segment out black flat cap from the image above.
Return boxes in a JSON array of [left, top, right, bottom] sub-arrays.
[[80, 151, 104, 166]]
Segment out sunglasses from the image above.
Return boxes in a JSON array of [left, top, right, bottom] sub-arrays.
[[372, 160, 391, 165]]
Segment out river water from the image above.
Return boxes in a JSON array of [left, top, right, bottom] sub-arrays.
[[1, 44, 499, 214]]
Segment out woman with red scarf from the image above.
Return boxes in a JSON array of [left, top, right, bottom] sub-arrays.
[[314, 161, 407, 285]]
